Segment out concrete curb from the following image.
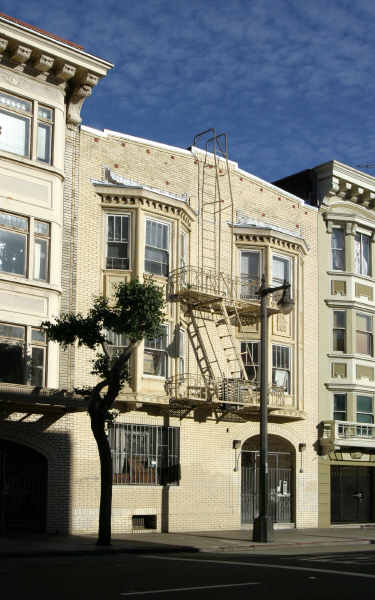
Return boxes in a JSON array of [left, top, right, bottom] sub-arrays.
[[1, 538, 374, 559], [0, 544, 199, 559]]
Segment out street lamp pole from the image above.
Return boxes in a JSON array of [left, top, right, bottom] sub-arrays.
[[253, 275, 294, 543]]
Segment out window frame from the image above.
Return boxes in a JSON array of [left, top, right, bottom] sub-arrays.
[[105, 213, 130, 271], [272, 253, 291, 288], [331, 226, 346, 271], [0, 210, 51, 282], [356, 312, 373, 357], [108, 422, 180, 486], [0, 90, 54, 165], [333, 393, 347, 421], [240, 249, 262, 299], [144, 324, 169, 378], [0, 322, 47, 386], [241, 340, 259, 383], [356, 395, 374, 424], [272, 344, 291, 393], [333, 310, 346, 353], [144, 218, 170, 277], [354, 231, 371, 276]]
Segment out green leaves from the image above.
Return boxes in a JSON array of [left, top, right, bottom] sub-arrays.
[[42, 277, 165, 385]]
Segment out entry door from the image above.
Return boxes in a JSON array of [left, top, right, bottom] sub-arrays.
[[241, 451, 293, 524], [0, 440, 47, 533], [331, 466, 373, 523]]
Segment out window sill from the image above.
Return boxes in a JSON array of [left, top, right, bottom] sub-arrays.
[[0, 273, 62, 293], [142, 374, 167, 381], [0, 151, 64, 180]]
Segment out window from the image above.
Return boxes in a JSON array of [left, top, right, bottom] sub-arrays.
[[0, 91, 53, 164], [272, 255, 291, 287], [0, 211, 28, 276], [333, 311, 346, 352], [356, 396, 373, 424], [0, 211, 50, 281], [34, 220, 50, 281], [354, 232, 371, 276], [144, 325, 168, 377], [105, 329, 129, 359], [333, 393, 347, 421], [106, 214, 129, 270], [241, 341, 259, 382], [272, 345, 291, 392], [331, 227, 345, 270], [0, 323, 46, 386], [178, 328, 185, 375], [356, 312, 373, 356], [145, 219, 169, 276], [180, 231, 187, 270], [240, 251, 261, 299], [108, 423, 180, 485]]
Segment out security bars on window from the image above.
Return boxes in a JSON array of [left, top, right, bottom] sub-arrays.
[[108, 423, 180, 485]]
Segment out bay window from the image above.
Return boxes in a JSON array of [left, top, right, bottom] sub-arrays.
[[0, 211, 50, 281], [106, 214, 129, 270], [145, 219, 169, 276], [0, 90, 53, 164]]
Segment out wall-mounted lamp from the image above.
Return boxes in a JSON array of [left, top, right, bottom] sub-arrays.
[[233, 440, 241, 472], [298, 443, 306, 473]]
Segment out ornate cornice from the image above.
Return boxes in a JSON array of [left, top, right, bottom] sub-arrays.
[[234, 230, 308, 256], [97, 188, 195, 229], [0, 22, 112, 127]]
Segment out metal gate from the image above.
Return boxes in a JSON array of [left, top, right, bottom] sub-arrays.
[[0, 439, 47, 533], [331, 466, 374, 524], [241, 451, 293, 524]]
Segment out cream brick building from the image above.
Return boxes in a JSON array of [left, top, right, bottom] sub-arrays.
[[0, 14, 320, 535]]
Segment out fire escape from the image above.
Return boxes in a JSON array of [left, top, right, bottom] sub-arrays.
[[166, 130, 285, 421]]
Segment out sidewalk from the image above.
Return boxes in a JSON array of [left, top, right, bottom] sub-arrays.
[[1, 526, 375, 559]]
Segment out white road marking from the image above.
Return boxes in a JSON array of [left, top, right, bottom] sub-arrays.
[[120, 582, 260, 596], [144, 554, 375, 579]]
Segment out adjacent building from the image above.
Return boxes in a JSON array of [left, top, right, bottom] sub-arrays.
[[276, 161, 375, 526]]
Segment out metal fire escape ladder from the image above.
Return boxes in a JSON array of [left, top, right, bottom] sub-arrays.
[[187, 308, 223, 383], [216, 301, 248, 380]]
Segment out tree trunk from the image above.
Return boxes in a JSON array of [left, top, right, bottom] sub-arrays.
[[90, 409, 113, 546]]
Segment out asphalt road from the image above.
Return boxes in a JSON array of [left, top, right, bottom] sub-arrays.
[[1, 548, 375, 599]]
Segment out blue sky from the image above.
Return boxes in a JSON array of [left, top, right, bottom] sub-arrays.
[[3, 0, 375, 181]]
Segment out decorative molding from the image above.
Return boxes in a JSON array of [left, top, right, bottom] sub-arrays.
[[10, 44, 32, 71], [33, 53, 54, 80], [100, 193, 193, 228], [235, 232, 307, 256]]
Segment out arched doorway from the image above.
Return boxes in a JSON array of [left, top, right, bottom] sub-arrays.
[[241, 435, 295, 525], [0, 440, 47, 534]]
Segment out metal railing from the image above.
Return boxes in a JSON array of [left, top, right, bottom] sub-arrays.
[[167, 266, 261, 301], [321, 420, 375, 445], [165, 373, 286, 408]]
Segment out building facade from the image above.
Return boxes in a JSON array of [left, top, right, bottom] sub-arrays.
[[0, 14, 320, 535], [276, 161, 375, 527], [0, 13, 112, 533]]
